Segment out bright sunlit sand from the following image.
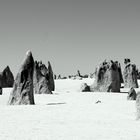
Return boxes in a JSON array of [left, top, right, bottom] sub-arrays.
[[0, 79, 140, 140]]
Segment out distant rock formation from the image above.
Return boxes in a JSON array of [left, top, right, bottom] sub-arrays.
[[77, 70, 82, 77], [91, 60, 121, 92], [33, 61, 52, 94], [0, 66, 14, 88], [127, 87, 137, 100], [58, 74, 61, 79], [123, 59, 138, 88], [82, 74, 89, 78], [8, 51, 35, 105], [80, 83, 90, 92], [48, 61, 55, 91], [136, 92, 140, 120]]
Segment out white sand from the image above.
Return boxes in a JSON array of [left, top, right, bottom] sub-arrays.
[[0, 79, 140, 140]]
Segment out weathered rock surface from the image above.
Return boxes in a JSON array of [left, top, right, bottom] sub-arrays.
[[80, 83, 90, 92], [33, 61, 52, 94], [0, 66, 14, 87], [91, 60, 121, 92], [127, 87, 137, 100], [48, 61, 55, 91], [118, 63, 124, 83], [8, 51, 35, 105], [123, 59, 138, 88]]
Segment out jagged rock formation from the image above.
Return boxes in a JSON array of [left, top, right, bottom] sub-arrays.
[[91, 60, 121, 92], [33, 61, 52, 94], [8, 51, 35, 105], [0, 66, 14, 87], [127, 87, 137, 100], [80, 83, 90, 92], [123, 59, 138, 88], [48, 61, 55, 91]]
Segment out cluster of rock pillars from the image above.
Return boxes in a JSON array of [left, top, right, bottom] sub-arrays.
[[5, 51, 55, 105], [0, 51, 140, 119], [0, 51, 139, 105], [81, 58, 139, 93]]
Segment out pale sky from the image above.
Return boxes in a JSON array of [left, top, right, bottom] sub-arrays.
[[0, 0, 140, 76]]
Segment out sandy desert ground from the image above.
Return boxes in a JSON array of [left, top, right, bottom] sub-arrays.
[[0, 78, 140, 140]]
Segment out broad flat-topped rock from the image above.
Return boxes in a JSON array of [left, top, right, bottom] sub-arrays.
[[91, 60, 121, 92], [123, 59, 138, 88], [8, 51, 35, 105]]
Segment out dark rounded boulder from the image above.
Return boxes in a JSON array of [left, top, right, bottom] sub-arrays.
[[8, 51, 35, 105], [80, 83, 90, 92]]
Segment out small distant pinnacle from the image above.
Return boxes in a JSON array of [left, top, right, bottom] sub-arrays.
[[6, 66, 10, 69], [26, 50, 32, 56]]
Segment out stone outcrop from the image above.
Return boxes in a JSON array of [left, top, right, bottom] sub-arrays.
[[80, 83, 90, 92], [0, 66, 14, 87], [127, 87, 137, 100], [91, 60, 121, 92], [48, 61, 55, 91], [33, 61, 52, 94], [123, 59, 138, 88], [8, 51, 35, 105]]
